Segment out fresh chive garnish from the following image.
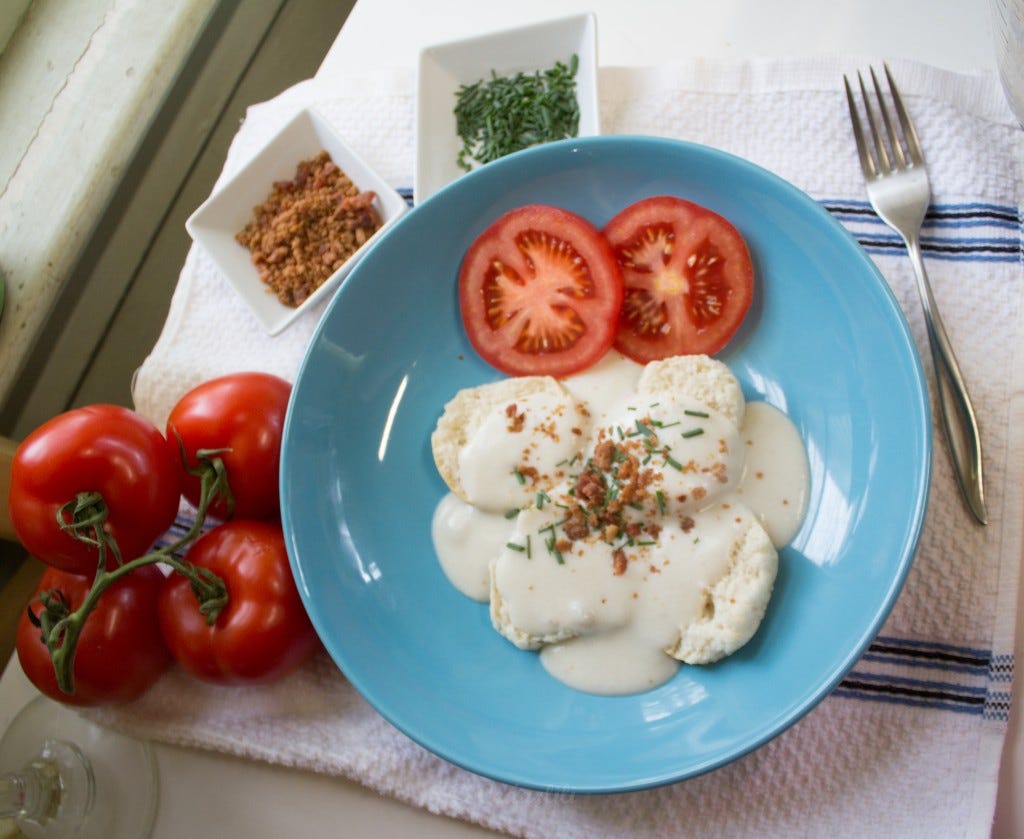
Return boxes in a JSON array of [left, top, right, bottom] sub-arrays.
[[512, 467, 526, 485], [656, 489, 666, 515], [681, 427, 705, 439], [504, 508, 520, 519], [506, 542, 525, 552], [684, 409, 710, 418], [664, 452, 683, 471], [454, 55, 580, 171], [544, 535, 565, 564]]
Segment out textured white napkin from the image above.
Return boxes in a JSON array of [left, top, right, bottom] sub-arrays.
[[94, 56, 1022, 838]]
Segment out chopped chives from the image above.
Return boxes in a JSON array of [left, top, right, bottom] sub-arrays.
[[684, 409, 710, 418], [664, 452, 683, 471], [545, 535, 565, 564], [681, 427, 705, 439], [453, 54, 580, 172], [504, 508, 520, 519], [635, 420, 655, 438]]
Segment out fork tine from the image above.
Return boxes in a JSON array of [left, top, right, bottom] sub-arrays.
[[884, 62, 925, 166], [870, 67, 907, 168], [857, 71, 892, 174], [843, 75, 877, 178]]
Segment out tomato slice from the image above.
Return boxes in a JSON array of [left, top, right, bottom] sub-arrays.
[[603, 196, 754, 363], [459, 204, 623, 377]]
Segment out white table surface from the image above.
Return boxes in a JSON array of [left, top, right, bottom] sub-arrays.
[[2, 1, 1019, 837]]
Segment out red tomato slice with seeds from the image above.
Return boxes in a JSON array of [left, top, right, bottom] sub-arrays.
[[603, 196, 754, 363], [459, 204, 623, 377]]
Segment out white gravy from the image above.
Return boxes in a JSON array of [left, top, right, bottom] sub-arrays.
[[431, 354, 809, 695]]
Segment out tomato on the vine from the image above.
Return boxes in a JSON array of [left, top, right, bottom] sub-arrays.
[[459, 204, 623, 377], [17, 565, 171, 706], [603, 196, 754, 363], [8, 405, 180, 574], [167, 372, 291, 521], [157, 520, 318, 684]]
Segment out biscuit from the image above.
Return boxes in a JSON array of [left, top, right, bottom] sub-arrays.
[[638, 353, 745, 427], [489, 558, 579, 650], [665, 517, 778, 665], [430, 375, 574, 502]]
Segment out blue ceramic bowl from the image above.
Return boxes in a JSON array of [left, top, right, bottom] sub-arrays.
[[280, 135, 931, 792]]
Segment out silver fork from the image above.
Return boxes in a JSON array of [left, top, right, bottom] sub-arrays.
[[844, 64, 986, 525]]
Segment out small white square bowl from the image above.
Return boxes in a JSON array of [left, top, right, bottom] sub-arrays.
[[186, 107, 409, 335], [415, 13, 599, 204]]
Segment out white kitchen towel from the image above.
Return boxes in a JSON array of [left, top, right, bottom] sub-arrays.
[[92, 56, 1022, 838]]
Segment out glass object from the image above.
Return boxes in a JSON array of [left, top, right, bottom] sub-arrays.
[[992, 0, 1024, 126], [0, 696, 157, 838]]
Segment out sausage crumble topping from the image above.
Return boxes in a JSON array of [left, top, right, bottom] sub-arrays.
[[235, 150, 382, 307]]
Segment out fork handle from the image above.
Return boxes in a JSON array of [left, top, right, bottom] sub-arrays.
[[906, 237, 987, 524]]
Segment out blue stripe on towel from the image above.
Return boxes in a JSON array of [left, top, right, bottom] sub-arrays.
[[821, 199, 1022, 262], [836, 635, 1014, 719], [831, 685, 986, 716]]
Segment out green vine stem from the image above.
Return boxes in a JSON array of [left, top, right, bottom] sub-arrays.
[[33, 450, 233, 696]]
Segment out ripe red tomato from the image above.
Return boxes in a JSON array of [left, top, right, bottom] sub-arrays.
[[603, 196, 754, 363], [459, 204, 623, 377], [157, 520, 318, 684], [8, 405, 181, 574], [17, 565, 171, 706], [167, 372, 291, 520]]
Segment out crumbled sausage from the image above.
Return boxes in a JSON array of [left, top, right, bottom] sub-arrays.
[[235, 151, 382, 307], [505, 403, 526, 432]]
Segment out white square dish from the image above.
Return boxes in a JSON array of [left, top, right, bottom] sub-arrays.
[[415, 13, 599, 204], [186, 107, 409, 335]]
